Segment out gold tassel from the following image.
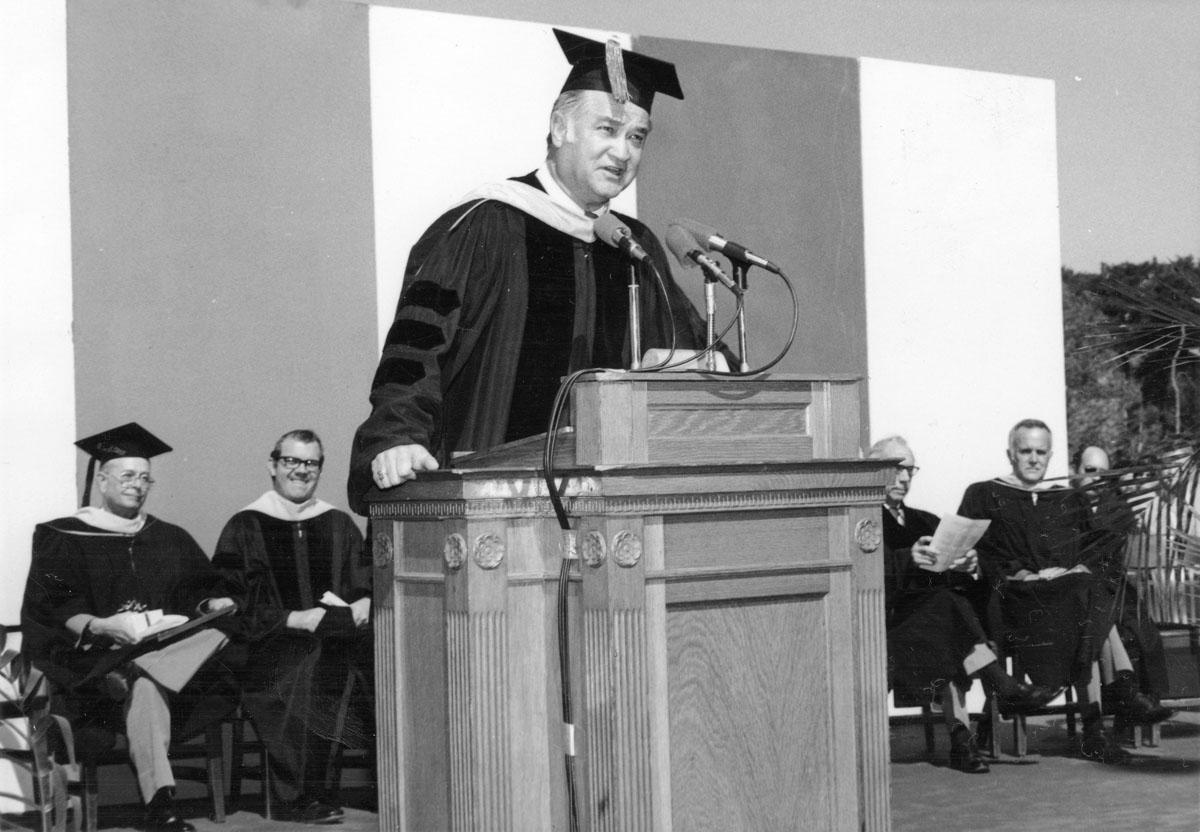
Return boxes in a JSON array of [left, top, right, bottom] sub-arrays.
[[605, 38, 630, 108]]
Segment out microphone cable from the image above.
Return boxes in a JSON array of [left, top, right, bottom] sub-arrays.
[[720, 266, 799, 377], [540, 251, 680, 832], [651, 266, 799, 377]]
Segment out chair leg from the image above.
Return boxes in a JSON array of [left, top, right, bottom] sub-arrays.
[[921, 703, 936, 756], [81, 759, 98, 832], [982, 696, 1002, 758], [1013, 712, 1028, 758], [1064, 684, 1077, 738], [205, 724, 226, 822], [227, 716, 244, 812], [261, 745, 272, 821]]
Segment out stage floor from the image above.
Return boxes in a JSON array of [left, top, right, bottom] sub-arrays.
[[5, 711, 1196, 831]]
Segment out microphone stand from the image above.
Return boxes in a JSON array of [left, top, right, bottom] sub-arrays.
[[703, 275, 717, 371], [627, 262, 642, 370], [732, 262, 750, 372]]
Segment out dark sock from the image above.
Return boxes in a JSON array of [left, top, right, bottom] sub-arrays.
[[1107, 669, 1137, 703], [975, 662, 1019, 697]]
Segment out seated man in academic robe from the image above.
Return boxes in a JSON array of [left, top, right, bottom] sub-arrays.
[[21, 423, 238, 832], [1073, 445, 1172, 713], [869, 436, 1055, 774], [214, 430, 371, 825], [349, 29, 716, 511], [957, 419, 1173, 762]]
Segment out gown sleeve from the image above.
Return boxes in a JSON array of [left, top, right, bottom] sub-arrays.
[[347, 201, 526, 513], [212, 513, 289, 639], [23, 524, 91, 630], [957, 481, 1023, 580]]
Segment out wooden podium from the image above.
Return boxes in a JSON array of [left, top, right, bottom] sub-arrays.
[[368, 373, 893, 831]]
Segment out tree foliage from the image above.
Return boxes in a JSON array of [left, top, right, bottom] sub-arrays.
[[1063, 256, 1200, 464]]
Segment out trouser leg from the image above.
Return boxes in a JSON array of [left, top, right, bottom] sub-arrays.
[[125, 675, 174, 803], [1077, 661, 1102, 722], [1102, 626, 1134, 680], [303, 734, 335, 801], [241, 691, 305, 805], [941, 680, 970, 731], [962, 643, 996, 678]]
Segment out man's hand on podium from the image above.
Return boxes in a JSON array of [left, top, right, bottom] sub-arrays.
[[372, 444, 439, 489]]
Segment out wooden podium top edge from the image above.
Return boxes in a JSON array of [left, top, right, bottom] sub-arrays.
[[575, 370, 863, 383], [363, 458, 893, 503]]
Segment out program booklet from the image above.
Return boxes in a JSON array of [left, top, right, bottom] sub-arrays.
[[923, 515, 991, 573], [77, 605, 235, 688]]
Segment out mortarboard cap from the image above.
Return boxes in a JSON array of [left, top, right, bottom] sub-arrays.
[[76, 422, 172, 463], [554, 28, 683, 113], [75, 423, 172, 507]]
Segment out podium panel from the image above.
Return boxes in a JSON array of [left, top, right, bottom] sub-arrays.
[[369, 375, 891, 831]]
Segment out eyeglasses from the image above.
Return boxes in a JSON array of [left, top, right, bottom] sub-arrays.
[[274, 456, 324, 471], [896, 465, 920, 476], [106, 472, 155, 486], [1081, 466, 1104, 474]]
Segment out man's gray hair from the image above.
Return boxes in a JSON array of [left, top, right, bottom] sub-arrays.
[[546, 90, 588, 151], [1007, 418, 1051, 449], [868, 435, 911, 459]]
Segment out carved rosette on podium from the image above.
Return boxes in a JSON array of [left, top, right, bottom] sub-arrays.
[[369, 373, 894, 832]]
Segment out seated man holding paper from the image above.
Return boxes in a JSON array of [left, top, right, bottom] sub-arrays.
[[214, 429, 371, 824], [957, 419, 1173, 763], [21, 423, 238, 832], [869, 436, 1056, 774]]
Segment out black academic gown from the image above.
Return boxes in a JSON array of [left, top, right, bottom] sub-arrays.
[[882, 504, 991, 699], [1085, 488, 1170, 696], [213, 507, 371, 804], [20, 515, 237, 750], [958, 479, 1113, 688], [348, 171, 711, 514]]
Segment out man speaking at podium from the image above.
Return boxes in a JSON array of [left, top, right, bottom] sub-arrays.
[[348, 28, 712, 513]]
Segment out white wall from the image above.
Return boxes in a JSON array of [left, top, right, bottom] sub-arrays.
[[0, 0, 76, 810], [1, 4, 77, 618], [368, 7, 635, 348], [860, 58, 1067, 515]]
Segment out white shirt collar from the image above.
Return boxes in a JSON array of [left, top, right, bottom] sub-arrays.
[[74, 506, 147, 534], [243, 489, 335, 522], [536, 164, 610, 219]]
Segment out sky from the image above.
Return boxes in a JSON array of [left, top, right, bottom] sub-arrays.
[[368, 0, 1200, 273]]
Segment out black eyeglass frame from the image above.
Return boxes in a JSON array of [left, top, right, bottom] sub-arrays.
[[271, 454, 325, 471]]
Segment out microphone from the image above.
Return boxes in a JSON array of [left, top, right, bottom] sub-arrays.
[[674, 218, 782, 274], [593, 214, 648, 262], [666, 224, 743, 296]]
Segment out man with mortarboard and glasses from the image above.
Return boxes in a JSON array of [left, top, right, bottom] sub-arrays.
[[20, 423, 237, 832], [348, 29, 713, 511]]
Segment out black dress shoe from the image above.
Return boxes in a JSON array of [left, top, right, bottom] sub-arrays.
[[948, 727, 990, 774], [143, 787, 195, 832], [281, 799, 345, 825], [1112, 689, 1175, 725], [995, 681, 1060, 716]]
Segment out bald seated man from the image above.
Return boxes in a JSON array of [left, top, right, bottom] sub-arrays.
[[1072, 444, 1172, 722]]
